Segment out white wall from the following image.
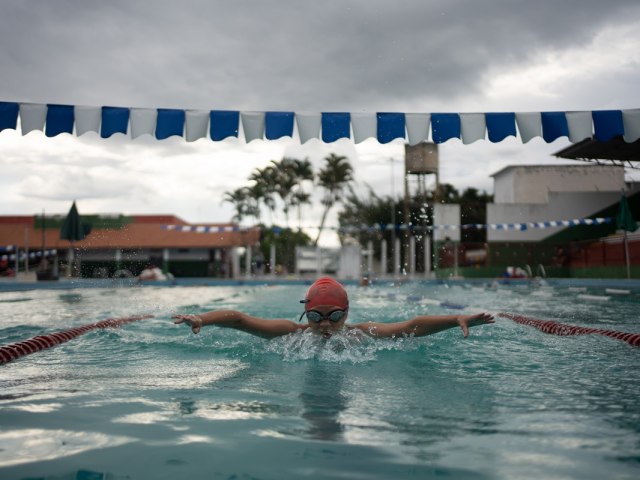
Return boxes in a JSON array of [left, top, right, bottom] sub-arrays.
[[338, 244, 362, 280], [493, 165, 625, 204], [487, 190, 622, 241], [295, 246, 340, 274], [433, 204, 461, 241]]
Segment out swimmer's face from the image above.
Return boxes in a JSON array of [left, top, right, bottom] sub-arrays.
[[305, 305, 348, 338]]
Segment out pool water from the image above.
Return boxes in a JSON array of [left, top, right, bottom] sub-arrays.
[[1, 281, 639, 479]]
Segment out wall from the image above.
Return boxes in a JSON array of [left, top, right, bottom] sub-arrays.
[[338, 244, 362, 280], [433, 204, 461, 241], [493, 165, 625, 204], [487, 190, 623, 241]]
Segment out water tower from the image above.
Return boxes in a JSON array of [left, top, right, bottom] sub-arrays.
[[398, 142, 439, 276], [403, 142, 439, 225]]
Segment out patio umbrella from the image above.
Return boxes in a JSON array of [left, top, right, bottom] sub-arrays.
[[60, 201, 91, 276], [616, 194, 637, 279]]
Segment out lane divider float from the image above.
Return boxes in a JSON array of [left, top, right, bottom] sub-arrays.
[[605, 288, 631, 295], [576, 294, 610, 302], [499, 312, 640, 347], [0, 315, 154, 365]]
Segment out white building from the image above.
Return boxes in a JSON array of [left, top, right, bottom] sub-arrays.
[[487, 165, 639, 241]]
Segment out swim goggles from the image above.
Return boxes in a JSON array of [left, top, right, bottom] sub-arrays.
[[298, 309, 347, 323]]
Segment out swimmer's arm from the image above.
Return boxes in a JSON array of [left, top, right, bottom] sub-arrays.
[[353, 312, 495, 338], [173, 310, 303, 339]]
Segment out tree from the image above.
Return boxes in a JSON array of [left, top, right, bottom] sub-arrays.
[[315, 153, 354, 245], [269, 158, 301, 226], [247, 157, 314, 228], [459, 187, 493, 242], [222, 187, 258, 223], [435, 183, 460, 203], [338, 186, 428, 272], [287, 158, 314, 229], [337, 183, 493, 269], [339, 186, 391, 238], [258, 224, 312, 274], [268, 157, 314, 227], [248, 166, 278, 222]]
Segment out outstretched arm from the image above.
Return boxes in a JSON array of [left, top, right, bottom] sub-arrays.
[[173, 310, 302, 339], [353, 312, 495, 338]]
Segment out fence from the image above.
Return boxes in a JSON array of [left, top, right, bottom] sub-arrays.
[[434, 234, 640, 278]]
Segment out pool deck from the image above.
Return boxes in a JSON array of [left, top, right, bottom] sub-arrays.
[[2, 275, 640, 292]]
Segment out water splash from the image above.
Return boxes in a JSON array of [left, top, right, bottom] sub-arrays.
[[263, 328, 420, 364]]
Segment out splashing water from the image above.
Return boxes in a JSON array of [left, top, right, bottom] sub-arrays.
[[263, 328, 420, 363]]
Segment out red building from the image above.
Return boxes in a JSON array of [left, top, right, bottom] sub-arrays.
[[0, 214, 260, 279]]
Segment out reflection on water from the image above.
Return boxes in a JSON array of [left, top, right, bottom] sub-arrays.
[[300, 362, 347, 441], [193, 400, 292, 421], [8, 402, 62, 413], [0, 429, 133, 467]]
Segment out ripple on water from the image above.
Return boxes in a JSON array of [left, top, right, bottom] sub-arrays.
[[1, 284, 639, 480]]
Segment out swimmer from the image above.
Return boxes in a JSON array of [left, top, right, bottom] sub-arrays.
[[173, 276, 494, 340]]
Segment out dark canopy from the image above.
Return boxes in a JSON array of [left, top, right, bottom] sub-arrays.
[[554, 137, 640, 169], [60, 201, 92, 242]]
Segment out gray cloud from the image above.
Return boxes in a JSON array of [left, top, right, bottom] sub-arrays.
[[3, 0, 639, 111], [1, 0, 639, 241]]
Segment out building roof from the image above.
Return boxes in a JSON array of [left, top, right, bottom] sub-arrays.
[[554, 137, 640, 169], [0, 215, 260, 250], [490, 163, 623, 178]]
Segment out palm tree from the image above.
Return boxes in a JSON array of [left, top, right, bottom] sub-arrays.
[[291, 190, 312, 229], [222, 187, 253, 222], [287, 158, 314, 229], [271, 158, 299, 226], [314, 153, 354, 245], [246, 183, 271, 223], [249, 166, 278, 223]]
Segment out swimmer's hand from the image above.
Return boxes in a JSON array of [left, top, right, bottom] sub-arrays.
[[458, 312, 495, 338], [173, 314, 203, 334]]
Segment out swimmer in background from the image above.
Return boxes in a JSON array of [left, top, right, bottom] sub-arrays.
[[174, 277, 494, 340]]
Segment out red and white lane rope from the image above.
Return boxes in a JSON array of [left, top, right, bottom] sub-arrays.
[[499, 312, 640, 347], [0, 315, 154, 365]]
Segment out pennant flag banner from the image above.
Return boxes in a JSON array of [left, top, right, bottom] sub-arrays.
[[338, 217, 612, 234], [1, 249, 57, 262], [162, 217, 612, 235], [1, 101, 639, 145], [162, 225, 250, 233]]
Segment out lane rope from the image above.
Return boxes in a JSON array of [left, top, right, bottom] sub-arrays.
[[3, 311, 636, 364], [499, 312, 640, 347], [0, 314, 154, 365]]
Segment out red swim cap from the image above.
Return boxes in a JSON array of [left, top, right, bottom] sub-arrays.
[[302, 277, 349, 310]]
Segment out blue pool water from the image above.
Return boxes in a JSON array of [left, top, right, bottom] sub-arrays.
[[0, 281, 639, 479]]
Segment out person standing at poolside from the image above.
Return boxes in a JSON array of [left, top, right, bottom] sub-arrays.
[[173, 276, 494, 339]]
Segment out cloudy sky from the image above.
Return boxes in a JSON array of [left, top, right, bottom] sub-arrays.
[[1, 0, 639, 245]]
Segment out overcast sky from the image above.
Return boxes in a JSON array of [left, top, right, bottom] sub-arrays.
[[1, 0, 639, 245]]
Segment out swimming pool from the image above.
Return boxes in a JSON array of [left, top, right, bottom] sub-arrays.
[[1, 281, 639, 479]]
